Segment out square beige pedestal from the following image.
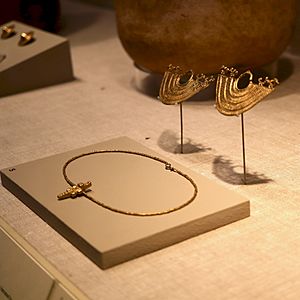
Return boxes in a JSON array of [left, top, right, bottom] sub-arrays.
[[0, 21, 73, 97], [0, 137, 250, 269]]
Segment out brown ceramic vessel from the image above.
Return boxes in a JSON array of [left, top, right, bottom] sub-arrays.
[[115, 0, 297, 74]]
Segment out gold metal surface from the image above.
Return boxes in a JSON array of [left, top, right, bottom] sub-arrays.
[[59, 150, 198, 216], [57, 181, 92, 200], [159, 64, 214, 105], [1, 25, 16, 39], [215, 66, 279, 184], [216, 66, 279, 116], [19, 31, 35, 46]]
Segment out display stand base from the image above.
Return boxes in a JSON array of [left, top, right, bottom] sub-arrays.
[[0, 137, 250, 269], [0, 21, 73, 97]]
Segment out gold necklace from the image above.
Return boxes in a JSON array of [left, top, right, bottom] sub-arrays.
[[57, 150, 198, 217]]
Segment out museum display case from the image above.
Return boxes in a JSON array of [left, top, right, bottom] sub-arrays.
[[1, 0, 300, 299]]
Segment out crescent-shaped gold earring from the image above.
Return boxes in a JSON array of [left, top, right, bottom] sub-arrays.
[[215, 65, 279, 184], [158, 64, 215, 153], [216, 66, 278, 116], [159, 64, 214, 105]]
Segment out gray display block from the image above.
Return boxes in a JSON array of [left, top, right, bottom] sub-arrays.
[[0, 21, 73, 97], [0, 137, 250, 269], [0, 226, 54, 300]]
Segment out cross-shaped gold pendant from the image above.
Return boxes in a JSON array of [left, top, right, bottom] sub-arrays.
[[57, 181, 92, 200]]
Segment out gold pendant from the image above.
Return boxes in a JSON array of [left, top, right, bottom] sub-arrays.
[[57, 181, 92, 200], [216, 66, 279, 116], [159, 64, 214, 105]]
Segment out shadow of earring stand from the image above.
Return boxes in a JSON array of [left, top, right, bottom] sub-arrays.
[[157, 130, 212, 155], [212, 155, 272, 185], [158, 130, 272, 186]]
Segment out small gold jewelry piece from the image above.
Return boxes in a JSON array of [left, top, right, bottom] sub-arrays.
[[159, 64, 215, 153], [18, 31, 35, 46], [159, 64, 215, 105], [216, 66, 279, 116], [57, 181, 92, 200], [59, 150, 198, 216], [1, 25, 16, 39], [215, 65, 279, 184]]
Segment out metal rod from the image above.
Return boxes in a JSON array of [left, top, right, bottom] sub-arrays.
[[180, 102, 184, 154], [241, 113, 247, 184]]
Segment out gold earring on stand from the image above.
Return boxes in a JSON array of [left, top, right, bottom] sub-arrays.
[[18, 31, 35, 46], [158, 64, 215, 153], [1, 25, 16, 39], [215, 65, 279, 184]]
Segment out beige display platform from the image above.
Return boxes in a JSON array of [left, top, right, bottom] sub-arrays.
[[0, 217, 87, 300], [0, 21, 73, 97], [0, 137, 250, 269]]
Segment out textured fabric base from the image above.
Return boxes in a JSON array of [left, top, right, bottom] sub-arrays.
[[1, 0, 300, 299]]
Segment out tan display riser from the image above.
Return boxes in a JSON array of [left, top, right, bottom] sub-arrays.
[[0, 137, 250, 269], [0, 21, 73, 97]]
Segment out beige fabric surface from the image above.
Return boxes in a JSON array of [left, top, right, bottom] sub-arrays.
[[1, 1, 300, 299]]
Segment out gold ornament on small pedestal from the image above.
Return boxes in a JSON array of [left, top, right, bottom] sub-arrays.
[[215, 66, 279, 184], [158, 64, 214, 153]]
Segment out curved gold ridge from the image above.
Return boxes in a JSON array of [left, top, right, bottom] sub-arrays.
[[159, 64, 214, 105], [216, 66, 279, 116]]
